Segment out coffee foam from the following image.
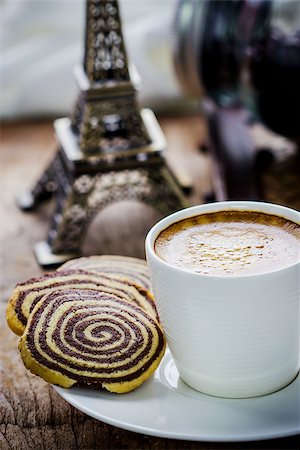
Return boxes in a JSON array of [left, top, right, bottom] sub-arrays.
[[154, 211, 300, 276]]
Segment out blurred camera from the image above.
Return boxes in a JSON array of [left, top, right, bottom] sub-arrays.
[[173, 0, 300, 201]]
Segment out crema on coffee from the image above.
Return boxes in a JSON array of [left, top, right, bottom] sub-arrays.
[[154, 211, 300, 276]]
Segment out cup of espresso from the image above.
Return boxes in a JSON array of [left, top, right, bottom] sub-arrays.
[[145, 201, 300, 398]]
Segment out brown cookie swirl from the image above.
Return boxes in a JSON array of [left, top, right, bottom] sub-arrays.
[[6, 270, 158, 336], [19, 289, 166, 393]]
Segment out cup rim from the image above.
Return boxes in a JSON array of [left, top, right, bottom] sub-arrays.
[[145, 201, 300, 280]]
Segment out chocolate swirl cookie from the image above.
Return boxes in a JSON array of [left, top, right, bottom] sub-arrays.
[[19, 289, 166, 393], [59, 255, 151, 291], [7, 270, 158, 336]]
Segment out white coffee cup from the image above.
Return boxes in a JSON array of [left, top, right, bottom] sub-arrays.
[[145, 201, 300, 398]]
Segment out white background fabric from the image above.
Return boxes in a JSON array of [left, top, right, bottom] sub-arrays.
[[0, 0, 185, 119]]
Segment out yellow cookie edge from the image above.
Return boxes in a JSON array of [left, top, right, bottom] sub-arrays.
[[6, 288, 25, 336], [18, 332, 76, 388], [102, 339, 166, 393]]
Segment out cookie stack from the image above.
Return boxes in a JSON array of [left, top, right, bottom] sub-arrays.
[[59, 255, 151, 291], [7, 256, 165, 393]]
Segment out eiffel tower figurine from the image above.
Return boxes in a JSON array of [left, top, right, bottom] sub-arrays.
[[18, 0, 188, 268]]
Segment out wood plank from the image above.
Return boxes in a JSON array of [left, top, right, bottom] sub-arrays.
[[0, 118, 299, 449]]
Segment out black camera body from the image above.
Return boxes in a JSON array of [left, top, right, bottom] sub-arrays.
[[173, 0, 300, 200]]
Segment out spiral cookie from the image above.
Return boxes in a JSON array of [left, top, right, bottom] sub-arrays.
[[19, 289, 166, 393], [7, 270, 158, 336], [59, 255, 151, 291]]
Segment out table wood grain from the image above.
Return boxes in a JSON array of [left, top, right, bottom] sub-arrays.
[[0, 117, 299, 450]]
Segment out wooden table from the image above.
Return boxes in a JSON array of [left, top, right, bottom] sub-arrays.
[[0, 117, 299, 450]]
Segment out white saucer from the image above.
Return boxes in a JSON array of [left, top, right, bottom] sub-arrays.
[[54, 350, 300, 442]]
